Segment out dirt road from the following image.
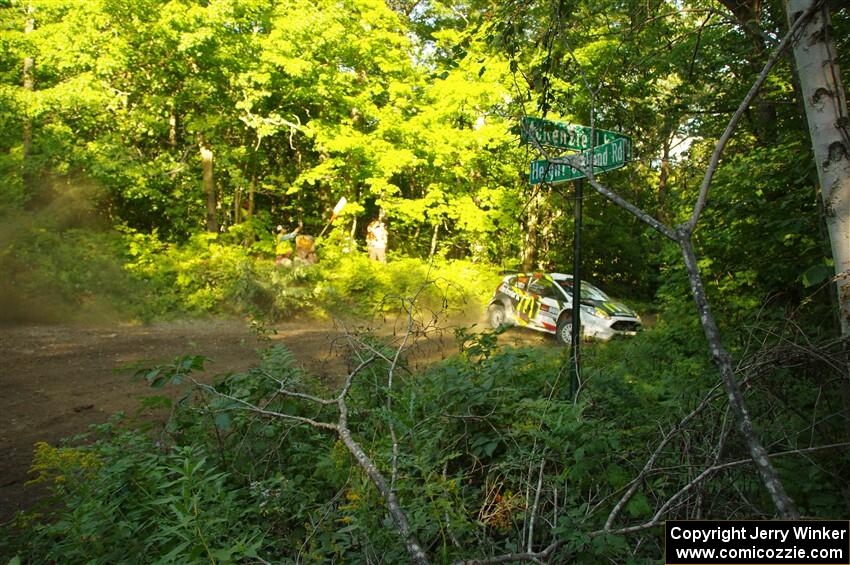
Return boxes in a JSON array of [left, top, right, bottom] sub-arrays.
[[0, 316, 549, 521], [1, 319, 263, 520]]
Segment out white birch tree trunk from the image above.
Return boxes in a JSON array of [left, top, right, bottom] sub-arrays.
[[787, 0, 850, 334]]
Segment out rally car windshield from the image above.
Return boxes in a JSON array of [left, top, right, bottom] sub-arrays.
[[557, 281, 610, 302]]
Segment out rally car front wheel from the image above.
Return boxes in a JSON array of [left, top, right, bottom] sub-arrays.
[[488, 303, 506, 329]]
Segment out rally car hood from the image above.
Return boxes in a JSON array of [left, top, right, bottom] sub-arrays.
[[583, 298, 637, 318]]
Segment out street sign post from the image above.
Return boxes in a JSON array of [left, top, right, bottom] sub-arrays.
[[520, 116, 633, 398], [570, 178, 583, 399], [529, 137, 629, 185]]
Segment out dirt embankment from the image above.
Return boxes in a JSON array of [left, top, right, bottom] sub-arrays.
[[0, 316, 550, 521]]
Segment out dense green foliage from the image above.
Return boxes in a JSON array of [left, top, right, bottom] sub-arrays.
[[0, 0, 531, 260], [2, 0, 844, 311]]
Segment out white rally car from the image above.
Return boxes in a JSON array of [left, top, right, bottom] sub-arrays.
[[487, 272, 642, 343]]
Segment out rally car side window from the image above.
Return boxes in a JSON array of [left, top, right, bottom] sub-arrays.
[[528, 280, 556, 299], [539, 283, 559, 300]]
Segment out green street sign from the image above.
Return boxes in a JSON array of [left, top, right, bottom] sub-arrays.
[[521, 116, 629, 151], [530, 138, 629, 184]]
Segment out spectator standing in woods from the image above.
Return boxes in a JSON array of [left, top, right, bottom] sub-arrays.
[[275, 223, 301, 267], [366, 214, 388, 263]]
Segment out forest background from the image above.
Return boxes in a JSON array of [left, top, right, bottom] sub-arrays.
[[1, 0, 850, 563]]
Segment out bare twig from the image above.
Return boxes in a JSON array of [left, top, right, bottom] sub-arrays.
[[584, 175, 678, 241], [336, 388, 430, 563], [526, 458, 547, 553], [258, 369, 336, 405], [615, 441, 850, 535], [604, 380, 725, 530], [192, 381, 338, 431], [386, 285, 431, 490], [454, 545, 557, 565], [457, 443, 850, 565]]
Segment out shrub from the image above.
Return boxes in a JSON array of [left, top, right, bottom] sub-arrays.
[[122, 228, 501, 321]]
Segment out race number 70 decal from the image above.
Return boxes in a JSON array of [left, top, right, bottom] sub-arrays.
[[516, 293, 539, 325]]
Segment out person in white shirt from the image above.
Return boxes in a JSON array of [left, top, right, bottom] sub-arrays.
[[366, 214, 388, 263]]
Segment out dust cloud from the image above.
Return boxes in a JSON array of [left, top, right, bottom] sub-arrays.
[[0, 175, 124, 325]]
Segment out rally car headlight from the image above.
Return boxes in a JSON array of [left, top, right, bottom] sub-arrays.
[[594, 307, 611, 319]]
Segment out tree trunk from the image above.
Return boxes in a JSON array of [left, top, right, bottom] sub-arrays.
[[787, 0, 850, 335], [234, 186, 242, 224], [788, 0, 850, 442], [22, 4, 34, 187], [658, 132, 672, 222], [200, 141, 217, 233], [248, 176, 255, 219], [522, 191, 541, 271], [429, 221, 440, 257]]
